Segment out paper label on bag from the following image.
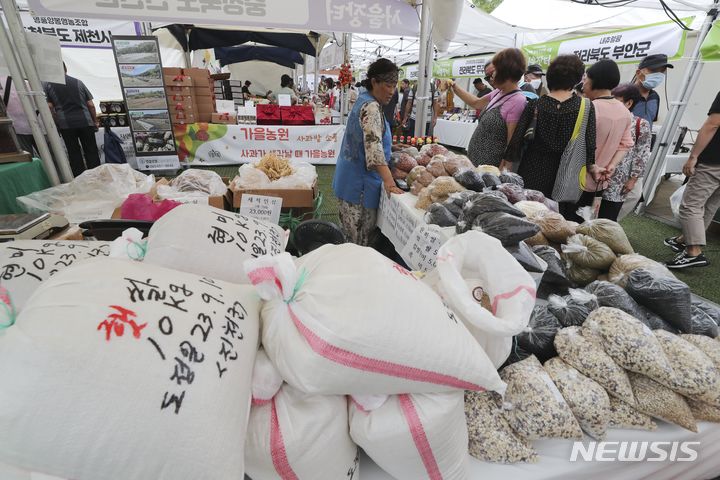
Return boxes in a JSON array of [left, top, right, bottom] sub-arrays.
[[400, 224, 445, 272], [171, 196, 210, 206], [240, 194, 282, 225]]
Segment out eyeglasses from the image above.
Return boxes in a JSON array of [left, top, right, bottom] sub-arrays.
[[484, 73, 494, 82]]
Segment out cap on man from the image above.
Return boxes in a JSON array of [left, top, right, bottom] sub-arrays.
[[633, 53, 673, 127], [525, 64, 547, 96]]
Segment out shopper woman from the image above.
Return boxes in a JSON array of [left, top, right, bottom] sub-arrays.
[[451, 48, 528, 167], [575, 59, 634, 221], [508, 55, 597, 219], [602, 83, 652, 221], [333, 58, 403, 246], [273, 74, 298, 105]]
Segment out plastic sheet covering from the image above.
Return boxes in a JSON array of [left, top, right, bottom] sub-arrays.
[[17, 164, 154, 224], [232, 161, 317, 190], [170, 169, 227, 196]]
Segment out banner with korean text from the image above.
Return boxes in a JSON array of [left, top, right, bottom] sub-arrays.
[[18, 11, 139, 49], [27, 0, 420, 36], [523, 18, 691, 69], [174, 124, 345, 165]]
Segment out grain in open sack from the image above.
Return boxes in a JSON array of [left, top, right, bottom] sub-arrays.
[[627, 372, 697, 432]]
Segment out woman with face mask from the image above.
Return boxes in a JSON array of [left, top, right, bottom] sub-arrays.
[[632, 54, 673, 128]]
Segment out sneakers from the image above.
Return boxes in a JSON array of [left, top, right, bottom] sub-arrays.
[[664, 236, 686, 253], [666, 251, 709, 269]]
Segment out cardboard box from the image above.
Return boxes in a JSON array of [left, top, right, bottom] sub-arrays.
[[184, 68, 212, 88], [171, 111, 200, 124], [163, 75, 193, 87], [211, 113, 237, 124], [168, 97, 197, 116], [165, 85, 193, 96], [162, 67, 184, 77], [112, 179, 230, 219], [227, 180, 318, 209]]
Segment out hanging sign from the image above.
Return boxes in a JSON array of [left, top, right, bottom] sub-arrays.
[[523, 18, 691, 69], [18, 11, 139, 49], [112, 35, 180, 171], [27, 0, 420, 36], [399, 55, 491, 81]]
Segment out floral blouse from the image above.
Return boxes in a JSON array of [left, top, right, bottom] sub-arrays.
[[604, 115, 651, 202], [360, 100, 387, 169]]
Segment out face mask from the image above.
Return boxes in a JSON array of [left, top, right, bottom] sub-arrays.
[[642, 72, 665, 90], [530, 79, 542, 90]]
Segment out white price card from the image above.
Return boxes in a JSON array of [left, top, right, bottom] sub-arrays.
[[240, 194, 283, 225], [278, 94, 292, 107], [400, 224, 446, 272], [216, 100, 236, 113]]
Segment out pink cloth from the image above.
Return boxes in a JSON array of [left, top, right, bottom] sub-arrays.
[[486, 89, 526, 124], [586, 98, 634, 192]]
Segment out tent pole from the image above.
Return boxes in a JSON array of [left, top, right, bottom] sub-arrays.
[[302, 53, 307, 92], [639, 1, 719, 210], [415, 0, 432, 138], [185, 27, 192, 67], [314, 43, 320, 95], [0, 0, 72, 183], [0, 9, 60, 186]]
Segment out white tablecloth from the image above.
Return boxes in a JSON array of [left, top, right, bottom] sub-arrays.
[[433, 118, 477, 150]]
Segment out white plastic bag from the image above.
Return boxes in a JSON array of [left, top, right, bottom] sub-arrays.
[[349, 392, 468, 480], [144, 204, 286, 284], [17, 164, 154, 224], [109, 228, 146, 261], [425, 231, 536, 367], [244, 246, 505, 395], [169, 169, 227, 196], [0, 240, 111, 313], [670, 184, 686, 219], [232, 161, 317, 190], [246, 385, 358, 480], [0, 258, 260, 480]]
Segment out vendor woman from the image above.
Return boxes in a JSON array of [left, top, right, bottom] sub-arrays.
[[333, 58, 403, 246]]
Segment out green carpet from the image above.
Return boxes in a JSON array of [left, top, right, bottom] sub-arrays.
[[620, 214, 720, 304]]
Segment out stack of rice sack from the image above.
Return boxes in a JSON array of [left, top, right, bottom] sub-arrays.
[[468, 306, 720, 465], [242, 232, 537, 480]]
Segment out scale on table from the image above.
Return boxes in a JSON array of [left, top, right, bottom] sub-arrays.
[[0, 213, 69, 242]]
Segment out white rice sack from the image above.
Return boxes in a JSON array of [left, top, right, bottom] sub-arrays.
[[464, 391, 538, 464], [250, 348, 284, 404], [543, 357, 611, 439], [500, 356, 583, 440], [144, 204, 286, 284], [554, 326, 635, 405], [350, 392, 468, 480], [608, 397, 657, 431], [582, 307, 675, 386], [246, 383, 358, 480], [428, 231, 536, 367], [627, 372, 697, 432], [0, 258, 260, 480], [654, 330, 720, 405], [245, 247, 505, 395], [0, 240, 110, 312]]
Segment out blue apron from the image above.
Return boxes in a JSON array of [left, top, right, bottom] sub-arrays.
[[332, 91, 392, 210]]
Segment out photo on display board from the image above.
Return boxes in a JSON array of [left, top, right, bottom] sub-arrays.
[[133, 131, 175, 153], [129, 109, 172, 132], [113, 39, 160, 64], [119, 64, 162, 87], [124, 87, 168, 110]]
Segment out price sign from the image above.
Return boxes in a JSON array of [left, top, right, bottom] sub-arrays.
[[239, 194, 283, 225], [400, 224, 446, 272], [136, 155, 181, 171]]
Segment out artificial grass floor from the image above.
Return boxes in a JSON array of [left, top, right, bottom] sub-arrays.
[[204, 164, 720, 303]]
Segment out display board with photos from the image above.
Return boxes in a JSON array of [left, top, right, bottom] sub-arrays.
[[111, 36, 180, 171]]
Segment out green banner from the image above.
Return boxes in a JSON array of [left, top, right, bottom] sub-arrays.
[[522, 17, 691, 69], [701, 20, 720, 62]]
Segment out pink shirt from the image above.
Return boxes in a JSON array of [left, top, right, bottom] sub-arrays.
[[486, 89, 526, 124], [586, 98, 634, 192]]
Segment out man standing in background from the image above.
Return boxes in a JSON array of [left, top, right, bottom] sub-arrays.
[[472, 77, 492, 98], [44, 63, 99, 177], [525, 64, 547, 97]]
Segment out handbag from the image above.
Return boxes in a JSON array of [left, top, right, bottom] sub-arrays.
[[551, 97, 591, 203]]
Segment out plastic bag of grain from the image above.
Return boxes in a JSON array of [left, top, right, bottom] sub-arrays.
[[515, 201, 548, 217], [689, 302, 720, 337], [543, 357, 611, 439], [561, 234, 616, 271], [350, 392, 468, 480], [0, 240, 110, 312], [584, 281, 676, 332], [533, 246, 570, 287], [464, 391, 538, 464], [654, 330, 720, 405], [565, 258, 601, 287], [625, 269, 692, 333], [608, 397, 657, 431], [528, 210, 575, 243], [547, 289, 598, 327], [513, 305, 562, 363], [682, 334, 720, 369], [500, 356, 583, 440], [144, 204, 286, 284], [428, 231, 536, 368], [687, 398, 720, 422], [244, 247, 505, 395], [576, 219, 634, 255], [246, 351, 358, 480], [608, 253, 674, 288], [582, 307, 676, 385], [0, 258, 260, 480], [554, 326, 635, 405], [627, 372, 697, 432]]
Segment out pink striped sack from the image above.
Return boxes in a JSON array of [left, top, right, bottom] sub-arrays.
[[423, 231, 536, 368], [244, 244, 505, 395], [349, 392, 468, 480], [245, 350, 359, 480]]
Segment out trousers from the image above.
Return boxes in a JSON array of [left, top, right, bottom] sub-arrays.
[[679, 162, 720, 246], [60, 126, 100, 177]]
